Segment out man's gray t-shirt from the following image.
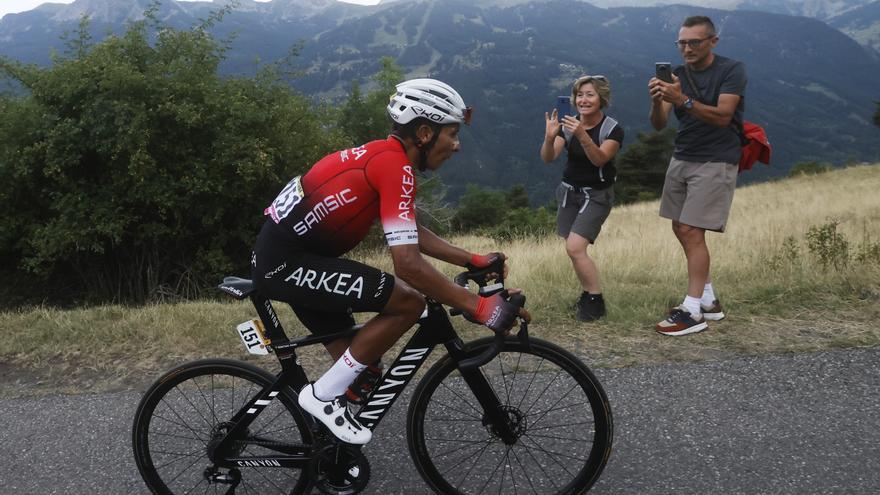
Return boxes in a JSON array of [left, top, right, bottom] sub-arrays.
[[672, 55, 747, 164]]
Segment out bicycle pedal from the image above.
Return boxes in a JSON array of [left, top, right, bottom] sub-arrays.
[[345, 362, 383, 405]]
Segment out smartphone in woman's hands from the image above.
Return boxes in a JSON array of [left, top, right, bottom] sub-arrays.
[[555, 96, 571, 122]]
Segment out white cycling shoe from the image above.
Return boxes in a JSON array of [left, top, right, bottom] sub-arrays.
[[298, 383, 372, 445]]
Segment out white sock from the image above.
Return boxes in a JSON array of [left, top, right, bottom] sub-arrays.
[[313, 348, 367, 401], [701, 282, 716, 307], [681, 296, 702, 317]]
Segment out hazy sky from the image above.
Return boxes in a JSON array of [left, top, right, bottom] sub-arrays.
[[0, 0, 381, 18]]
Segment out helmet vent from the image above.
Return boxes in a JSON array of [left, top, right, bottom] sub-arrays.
[[427, 89, 449, 100]]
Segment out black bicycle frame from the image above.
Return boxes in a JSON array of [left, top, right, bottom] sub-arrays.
[[211, 293, 514, 468]]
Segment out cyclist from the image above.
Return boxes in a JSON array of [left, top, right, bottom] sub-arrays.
[[251, 78, 531, 445]]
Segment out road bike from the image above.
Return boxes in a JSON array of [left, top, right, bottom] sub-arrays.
[[132, 265, 613, 494]]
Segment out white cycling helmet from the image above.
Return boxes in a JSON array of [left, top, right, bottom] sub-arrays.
[[387, 78, 472, 126]]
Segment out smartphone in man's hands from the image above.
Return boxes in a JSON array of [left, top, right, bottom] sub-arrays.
[[555, 96, 571, 122], [655, 62, 673, 83]]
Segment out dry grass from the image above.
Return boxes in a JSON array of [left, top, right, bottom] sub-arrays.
[[2, 165, 879, 396]]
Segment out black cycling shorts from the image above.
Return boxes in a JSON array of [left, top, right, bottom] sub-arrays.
[[251, 221, 396, 335]]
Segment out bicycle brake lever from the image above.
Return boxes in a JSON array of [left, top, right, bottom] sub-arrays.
[[449, 264, 504, 317], [517, 319, 531, 352], [465, 257, 506, 296]]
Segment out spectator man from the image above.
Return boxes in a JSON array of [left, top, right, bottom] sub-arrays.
[[648, 15, 746, 336]]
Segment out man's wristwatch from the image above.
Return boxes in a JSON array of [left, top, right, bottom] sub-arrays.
[[681, 97, 694, 110]]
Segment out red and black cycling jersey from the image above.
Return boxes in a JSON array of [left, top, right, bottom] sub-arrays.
[[264, 136, 418, 257]]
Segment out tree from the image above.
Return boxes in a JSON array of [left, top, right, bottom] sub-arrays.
[[0, 12, 345, 305], [874, 101, 880, 128], [452, 184, 507, 231], [614, 128, 676, 204], [337, 57, 404, 145], [415, 174, 454, 235], [505, 184, 530, 209], [449, 183, 549, 238]]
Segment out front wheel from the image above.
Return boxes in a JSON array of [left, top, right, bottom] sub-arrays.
[[407, 337, 613, 494], [132, 358, 313, 494]]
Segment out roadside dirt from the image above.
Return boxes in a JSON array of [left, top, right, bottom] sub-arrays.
[[3, 310, 878, 399], [0, 360, 161, 398]]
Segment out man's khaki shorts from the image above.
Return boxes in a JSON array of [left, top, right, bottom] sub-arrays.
[[658, 157, 738, 232]]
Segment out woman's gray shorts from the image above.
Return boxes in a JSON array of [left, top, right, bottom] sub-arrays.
[[555, 182, 614, 243]]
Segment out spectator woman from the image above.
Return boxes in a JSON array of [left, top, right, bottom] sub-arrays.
[[540, 75, 624, 321]]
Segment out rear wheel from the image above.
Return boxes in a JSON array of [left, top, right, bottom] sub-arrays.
[[407, 337, 612, 494], [132, 358, 313, 494]]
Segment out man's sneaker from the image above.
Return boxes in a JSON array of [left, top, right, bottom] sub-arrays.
[[655, 307, 708, 336], [298, 383, 372, 445], [701, 300, 725, 321], [576, 294, 606, 322], [345, 362, 383, 405]]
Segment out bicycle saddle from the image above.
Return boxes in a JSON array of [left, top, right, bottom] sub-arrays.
[[218, 276, 256, 300]]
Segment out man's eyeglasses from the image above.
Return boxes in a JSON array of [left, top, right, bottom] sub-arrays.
[[675, 37, 715, 49]]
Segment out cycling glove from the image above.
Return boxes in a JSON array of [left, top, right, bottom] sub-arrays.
[[466, 252, 503, 271], [472, 292, 519, 333]]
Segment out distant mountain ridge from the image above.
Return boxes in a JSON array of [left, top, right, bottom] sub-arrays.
[[6, 0, 879, 51], [828, 1, 880, 53], [434, 0, 876, 20], [1, 0, 879, 199], [382, 0, 880, 53], [4, 0, 347, 21]]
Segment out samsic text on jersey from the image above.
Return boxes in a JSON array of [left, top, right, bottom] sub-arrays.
[[264, 137, 419, 257]]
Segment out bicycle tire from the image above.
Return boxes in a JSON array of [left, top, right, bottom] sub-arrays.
[[406, 337, 613, 494], [132, 358, 313, 495]]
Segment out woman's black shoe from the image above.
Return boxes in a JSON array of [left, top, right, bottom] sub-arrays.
[[576, 293, 606, 322]]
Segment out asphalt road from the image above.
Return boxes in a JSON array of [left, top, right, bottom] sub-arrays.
[[1, 347, 878, 494]]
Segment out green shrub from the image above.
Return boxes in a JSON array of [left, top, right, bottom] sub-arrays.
[[485, 206, 555, 242], [790, 161, 832, 177], [805, 221, 849, 269], [0, 13, 345, 305], [614, 128, 675, 205], [856, 242, 880, 264], [768, 235, 800, 270]]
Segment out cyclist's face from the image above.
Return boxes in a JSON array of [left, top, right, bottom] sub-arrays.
[[424, 124, 460, 170]]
